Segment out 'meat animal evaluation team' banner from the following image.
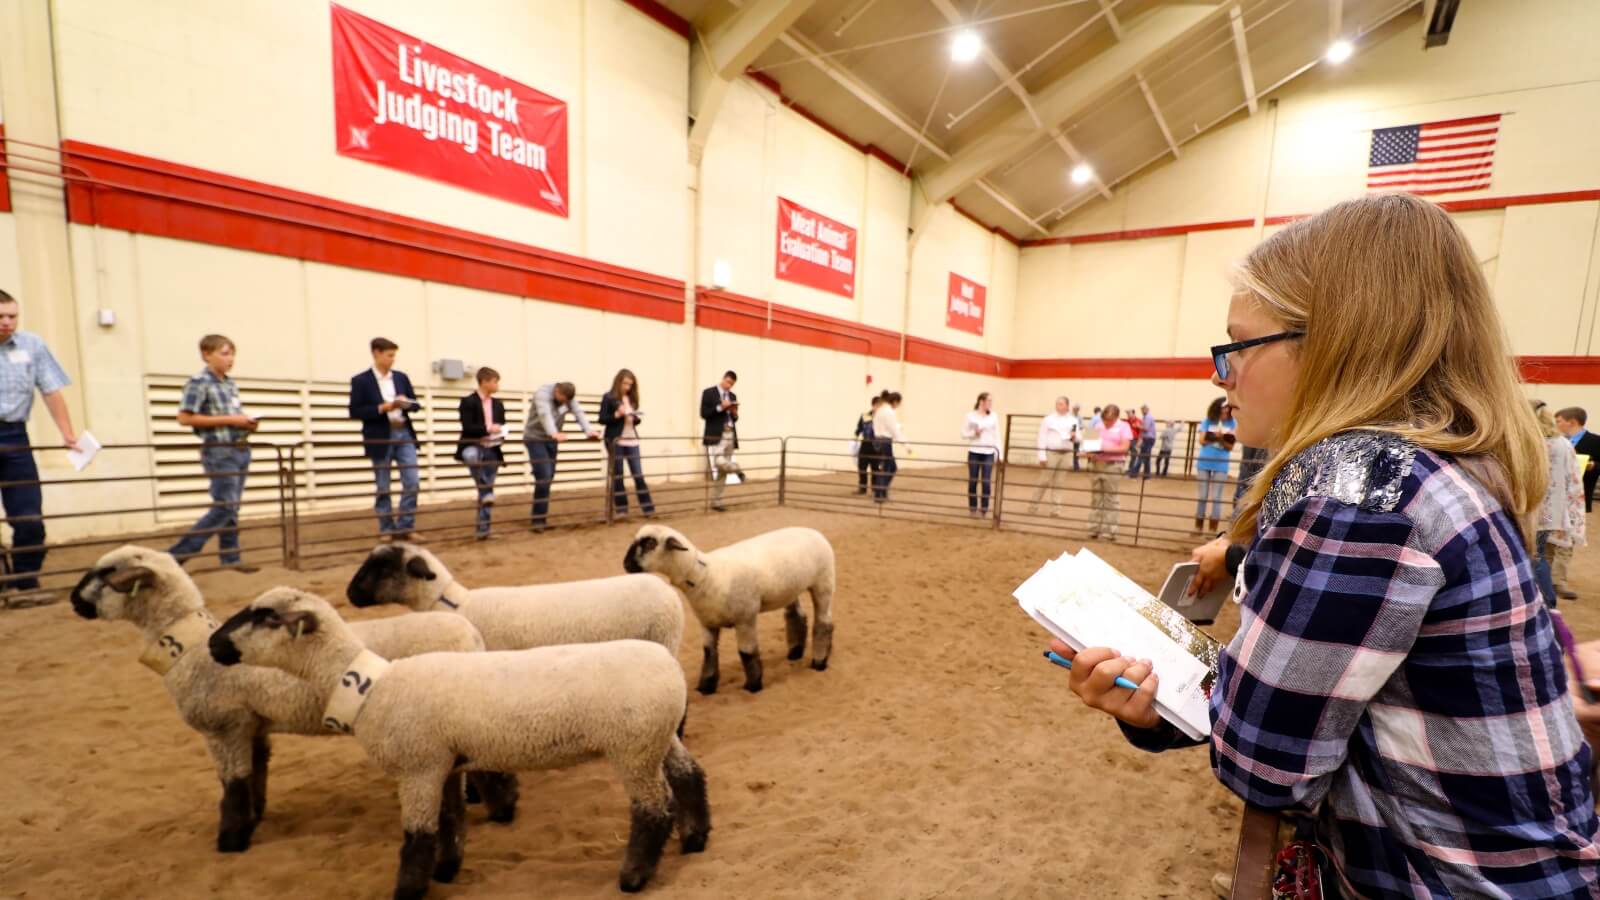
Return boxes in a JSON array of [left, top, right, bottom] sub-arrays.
[[330, 3, 569, 216], [775, 198, 857, 299], [947, 273, 986, 335]]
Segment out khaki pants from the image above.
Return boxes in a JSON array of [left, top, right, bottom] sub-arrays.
[[1088, 459, 1123, 537], [1544, 540, 1574, 590], [707, 441, 741, 503], [1030, 451, 1073, 514]]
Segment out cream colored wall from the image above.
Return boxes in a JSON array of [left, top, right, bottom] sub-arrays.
[[1022, 1, 1600, 367], [906, 206, 1020, 353]]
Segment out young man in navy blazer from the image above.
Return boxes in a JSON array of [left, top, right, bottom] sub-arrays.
[[348, 337, 421, 540], [699, 370, 740, 512], [456, 366, 507, 540]]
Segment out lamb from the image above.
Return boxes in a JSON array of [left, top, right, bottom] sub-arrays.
[[209, 588, 712, 899], [345, 542, 684, 656], [623, 525, 835, 695], [67, 545, 511, 855]]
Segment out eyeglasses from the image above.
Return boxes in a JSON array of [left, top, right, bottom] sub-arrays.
[[1210, 331, 1303, 382]]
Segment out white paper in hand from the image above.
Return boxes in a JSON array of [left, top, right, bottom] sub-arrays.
[[67, 431, 102, 472], [726, 472, 743, 486]]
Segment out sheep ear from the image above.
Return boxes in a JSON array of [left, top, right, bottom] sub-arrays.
[[405, 556, 437, 581], [105, 566, 155, 594], [664, 537, 689, 552], [280, 611, 319, 638]]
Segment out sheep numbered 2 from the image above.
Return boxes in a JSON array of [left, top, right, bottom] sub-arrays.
[[209, 588, 712, 900], [624, 524, 836, 695], [66, 545, 494, 854]]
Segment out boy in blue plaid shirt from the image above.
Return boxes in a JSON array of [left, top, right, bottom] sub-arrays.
[[168, 335, 258, 571]]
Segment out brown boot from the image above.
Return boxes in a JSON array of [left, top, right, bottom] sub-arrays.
[[1208, 518, 1220, 533], [1194, 517, 1205, 533]]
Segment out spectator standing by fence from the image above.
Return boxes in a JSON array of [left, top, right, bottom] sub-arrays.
[[962, 392, 999, 518], [1070, 403, 1084, 470], [169, 334, 258, 571], [600, 368, 654, 519], [1535, 401, 1585, 606], [700, 370, 741, 513], [1156, 420, 1180, 477], [524, 381, 599, 532], [1557, 406, 1600, 515], [1194, 397, 1235, 533], [1030, 396, 1078, 516], [853, 395, 882, 495], [871, 391, 906, 503], [1089, 405, 1132, 540], [1129, 404, 1157, 478], [0, 290, 78, 595], [349, 338, 420, 542], [455, 367, 506, 540]]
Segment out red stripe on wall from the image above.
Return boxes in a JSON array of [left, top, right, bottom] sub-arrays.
[[0, 126, 11, 214], [695, 288, 902, 361], [59, 141, 686, 323], [903, 337, 1011, 377], [618, 0, 692, 40], [1520, 357, 1600, 385], [1009, 357, 1216, 379], [1438, 189, 1600, 213]]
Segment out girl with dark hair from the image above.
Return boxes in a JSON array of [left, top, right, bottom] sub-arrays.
[[871, 391, 905, 502], [962, 392, 999, 517], [599, 368, 654, 518], [1194, 396, 1235, 532]]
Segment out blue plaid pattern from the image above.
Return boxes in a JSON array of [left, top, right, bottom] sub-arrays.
[[1125, 443, 1600, 897], [0, 332, 70, 422], [178, 368, 247, 443]]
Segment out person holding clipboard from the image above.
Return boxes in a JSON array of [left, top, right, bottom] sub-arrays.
[[348, 337, 421, 542], [700, 370, 741, 512], [1046, 195, 1597, 898], [1193, 398, 1236, 533]]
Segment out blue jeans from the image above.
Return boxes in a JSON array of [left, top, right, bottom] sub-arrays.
[[170, 443, 251, 565], [372, 428, 419, 534], [1196, 469, 1228, 521], [461, 445, 500, 536], [609, 444, 654, 515], [872, 444, 897, 499], [0, 423, 45, 590], [1129, 437, 1156, 478], [526, 439, 558, 527], [1535, 531, 1557, 608], [967, 451, 994, 513]]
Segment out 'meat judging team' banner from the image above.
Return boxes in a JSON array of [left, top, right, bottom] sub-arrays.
[[330, 4, 569, 216], [946, 273, 986, 335], [775, 198, 857, 299]]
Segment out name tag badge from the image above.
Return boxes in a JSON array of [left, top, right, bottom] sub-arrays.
[[7, 350, 31, 364]]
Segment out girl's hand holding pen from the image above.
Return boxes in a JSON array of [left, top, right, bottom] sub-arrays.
[[1046, 640, 1162, 730]]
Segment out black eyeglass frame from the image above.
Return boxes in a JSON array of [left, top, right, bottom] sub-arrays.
[[1210, 331, 1303, 382]]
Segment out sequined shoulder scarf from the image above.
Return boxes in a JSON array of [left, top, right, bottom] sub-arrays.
[[1260, 430, 1419, 531]]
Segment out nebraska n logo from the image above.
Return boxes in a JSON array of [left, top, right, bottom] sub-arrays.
[[348, 126, 371, 149]]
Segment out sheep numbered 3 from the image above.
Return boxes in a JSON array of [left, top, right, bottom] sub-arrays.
[[209, 588, 712, 900], [623, 524, 836, 695], [66, 545, 496, 855]]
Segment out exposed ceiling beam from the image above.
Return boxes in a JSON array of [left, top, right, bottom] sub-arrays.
[[917, 3, 1218, 209], [689, 0, 818, 158], [1328, 0, 1344, 40], [976, 180, 1051, 236], [1098, 0, 1124, 39], [833, 0, 880, 36], [1136, 73, 1180, 159], [774, 29, 952, 162], [1051, 129, 1114, 200], [1228, 5, 1259, 115], [927, 0, 1041, 127]]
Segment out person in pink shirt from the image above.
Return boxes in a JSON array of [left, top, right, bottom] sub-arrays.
[[1090, 404, 1133, 540]]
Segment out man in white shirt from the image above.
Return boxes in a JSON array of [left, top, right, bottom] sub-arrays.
[[1030, 396, 1079, 516]]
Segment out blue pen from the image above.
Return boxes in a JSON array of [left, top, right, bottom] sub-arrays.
[[1043, 650, 1143, 691]]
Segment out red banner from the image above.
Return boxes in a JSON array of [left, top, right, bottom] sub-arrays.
[[946, 273, 986, 335], [330, 3, 569, 217], [775, 197, 857, 299]]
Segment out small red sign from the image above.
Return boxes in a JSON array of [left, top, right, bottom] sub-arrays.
[[775, 197, 857, 299], [330, 3, 569, 216], [947, 273, 986, 335]]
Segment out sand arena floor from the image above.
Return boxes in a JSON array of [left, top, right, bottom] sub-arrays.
[[5, 504, 1599, 899]]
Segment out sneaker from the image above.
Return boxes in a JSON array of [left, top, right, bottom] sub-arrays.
[[226, 563, 261, 574], [1559, 588, 1579, 600], [481, 493, 495, 507], [711, 504, 727, 512], [475, 533, 491, 542], [530, 524, 547, 534]]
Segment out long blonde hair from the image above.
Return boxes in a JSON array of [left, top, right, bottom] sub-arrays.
[[1228, 194, 1544, 546], [1533, 401, 1559, 439]]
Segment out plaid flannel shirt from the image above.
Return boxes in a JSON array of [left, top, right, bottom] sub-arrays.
[[1125, 432, 1599, 898], [179, 368, 246, 443]]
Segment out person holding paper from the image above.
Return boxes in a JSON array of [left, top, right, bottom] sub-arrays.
[[455, 366, 507, 540], [524, 380, 601, 530], [1047, 195, 1597, 898], [0, 289, 78, 594], [599, 368, 654, 519], [1556, 407, 1600, 514], [1087, 405, 1131, 540], [1030, 396, 1078, 516], [349, 337, 422, 541], [1533, 401, 1585, 607], [1193, 397, 1235, 533], [961, 392, 1000, 518], [700, 371, 742, 512], [870, 390, 907, 503], [168, 335, 258, 571]]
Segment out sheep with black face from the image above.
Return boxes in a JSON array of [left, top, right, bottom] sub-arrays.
[[623, 524, 835, 694], [210, 587, 711, 900], [67, 545, 494, 854], [346, 541, 683, 655]]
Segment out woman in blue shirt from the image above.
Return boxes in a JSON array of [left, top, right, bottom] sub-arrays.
[[1194, 396, 1235, 532]]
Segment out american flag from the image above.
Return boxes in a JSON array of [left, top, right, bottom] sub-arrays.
[[1367, 114, 1500, 195]]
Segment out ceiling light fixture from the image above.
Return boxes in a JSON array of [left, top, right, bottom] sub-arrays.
[[1325, 39, 1354, 63], [951, 30, 982, 64], [1070, 163, 1094, 185]]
